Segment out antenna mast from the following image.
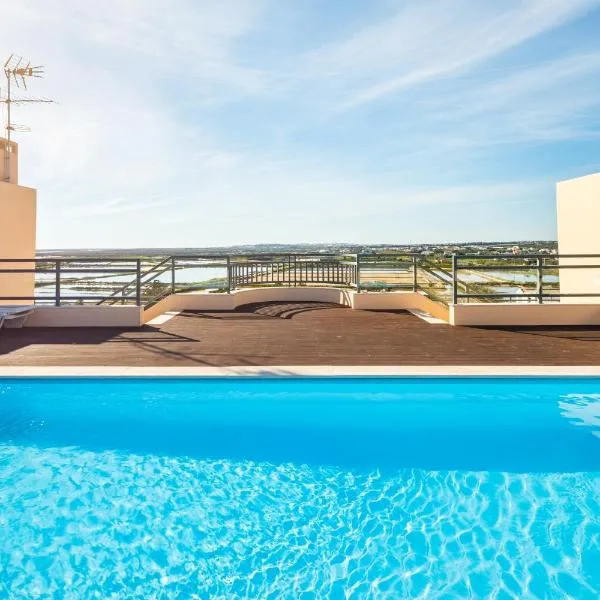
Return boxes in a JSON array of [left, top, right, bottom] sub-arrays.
[[1, 54, 54, 182]]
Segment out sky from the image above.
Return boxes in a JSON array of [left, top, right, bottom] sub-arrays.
[[1, 0, 600, 249]]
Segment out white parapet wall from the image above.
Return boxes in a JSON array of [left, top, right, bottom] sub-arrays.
[[18, 295, 600, 328], [350, 291, 449, 321], [0, 288, 450, 329], [25, 306, 143, 328], [450, 303, 600, 326], [143, 287, 449, 324]]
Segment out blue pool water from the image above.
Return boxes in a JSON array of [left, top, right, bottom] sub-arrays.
[[0, 377, 599, 598]]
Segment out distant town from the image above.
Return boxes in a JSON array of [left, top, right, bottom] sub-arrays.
[[39, 240, 558, 259]]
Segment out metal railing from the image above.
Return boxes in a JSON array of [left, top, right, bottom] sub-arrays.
[[0, 253, 440, 307], [451, 253, 600, 304], [0, 258, 142, 306], [229, 254, 358, 290], [2, 251, 596, 308]]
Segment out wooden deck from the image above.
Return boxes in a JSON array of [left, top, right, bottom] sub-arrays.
[[1, 302, 600, 366]]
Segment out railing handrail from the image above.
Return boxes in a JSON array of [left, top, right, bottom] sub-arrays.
[[457, 264, 600, 271], [455, 252, 600, 260], [0, 252, 466, 308], [458, 292, 594, 298], [11, 251, 599, 265], [5, 250, 600, 308], [0, 257, 143, 263], [451, 252, 600, 305]]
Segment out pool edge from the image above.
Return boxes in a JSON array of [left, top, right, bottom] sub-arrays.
[[1, 366, 600, 378]]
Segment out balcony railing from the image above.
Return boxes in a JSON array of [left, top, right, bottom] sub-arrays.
[[0, 258, 143, 305], [451, 253, 600, 304], [0, 252, 599, 309]]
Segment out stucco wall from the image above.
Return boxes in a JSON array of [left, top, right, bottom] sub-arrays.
[[557, 172, 600, 303], [18, 298, 600, 328], [0, 181, 37, 305], [25, 306, 143, 328], [351, 291, 449, 321], [450, 303, 600, 326], [0, 138, 18, 185]]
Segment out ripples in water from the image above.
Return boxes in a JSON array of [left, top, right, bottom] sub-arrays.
[[1, 445, 599, 599]]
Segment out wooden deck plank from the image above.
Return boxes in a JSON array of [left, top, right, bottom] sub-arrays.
[[1, 302, 600, 366]]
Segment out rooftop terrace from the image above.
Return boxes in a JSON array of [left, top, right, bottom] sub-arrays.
[[1, 302, 600, 367]]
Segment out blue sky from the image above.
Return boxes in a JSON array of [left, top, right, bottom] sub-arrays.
[[2, 0, 600, 248]]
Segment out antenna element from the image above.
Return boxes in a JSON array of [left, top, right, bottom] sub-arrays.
[[1, 54, 54, 182]]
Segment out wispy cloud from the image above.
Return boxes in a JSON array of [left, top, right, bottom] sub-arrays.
[[1, 1, 264, 201], [1, 0, 599, 247], [71, 198, 169, 217], [4, 0, 269, 96], [412, 51, 600, 149], [303, 0, 600, 108]]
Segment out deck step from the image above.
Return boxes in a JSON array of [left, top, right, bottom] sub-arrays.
[[408, 308, 447, 324], [145, 310, 181, 326]]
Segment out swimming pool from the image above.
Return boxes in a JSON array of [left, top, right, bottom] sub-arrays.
[[0, 377, 599, 598]]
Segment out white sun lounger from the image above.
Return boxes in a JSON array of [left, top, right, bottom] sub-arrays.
[[0, 305, 34, 329]]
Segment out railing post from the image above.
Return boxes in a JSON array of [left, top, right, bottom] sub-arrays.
[[55, 260, 61, 307], [135, 259, 141, 306], [227, 257, 232, 294], [537, 256, 543, 304], [294, 255, 297, 287], [452, 254, 458, 304], [171, 257, 176, 295], [356, 253, 361, 293], [412, 255, 417, 292]]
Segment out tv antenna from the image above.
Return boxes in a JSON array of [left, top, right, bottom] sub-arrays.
[[1, 54, 54, 182]]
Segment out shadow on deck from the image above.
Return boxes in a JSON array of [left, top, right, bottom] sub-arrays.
[[1, 302, 600, 366]]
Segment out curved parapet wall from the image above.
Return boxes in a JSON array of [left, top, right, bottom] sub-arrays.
[[143, 288, 352, 322], [143, 288, 449, 324]]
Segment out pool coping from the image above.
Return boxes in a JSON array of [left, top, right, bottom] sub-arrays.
[[1, 366, 600, 377]]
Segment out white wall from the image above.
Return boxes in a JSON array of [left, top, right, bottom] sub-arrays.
[[450, 303, 600, 326], [557, 172, 600, 303], [25, 306, 142, 327], [17, 298, 600, 328], [351, 291, 449, 321]]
